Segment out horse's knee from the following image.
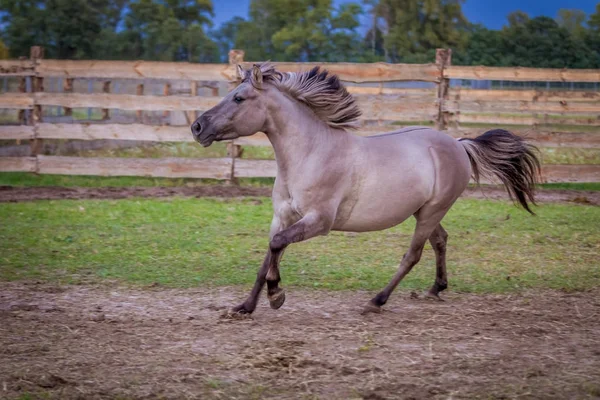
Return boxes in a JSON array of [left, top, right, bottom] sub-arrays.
[[404, 250, 422, 266], [269, 233, 288, 252]]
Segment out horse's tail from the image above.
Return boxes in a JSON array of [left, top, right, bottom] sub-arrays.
[[458, 129, 541, 214]]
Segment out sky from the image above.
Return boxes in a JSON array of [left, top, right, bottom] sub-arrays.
[[212, 0, 599, 30]]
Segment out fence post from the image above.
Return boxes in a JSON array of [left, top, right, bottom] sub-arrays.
[[162, 82, 170, 124], [63, 78, 73, 117], [435, 48, 452, 131], [186, 81, 198, 125], [102, 81, 111, 120], [226, 49, 245, 185], [136, 83, 144, 123], [17, 57, 27, 127], [30, 46, 44, 159]]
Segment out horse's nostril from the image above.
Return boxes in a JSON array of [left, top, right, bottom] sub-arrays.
[[192, 122, 201, 135]]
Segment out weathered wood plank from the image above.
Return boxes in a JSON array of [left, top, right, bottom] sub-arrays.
[[234, 159, 277, 178], [36, 156, 232, 179], [0, 93, 34, 109], [446, 66, 600, 82], [347, 87, 435, 96], [4, 155, 596, 182], [29, 122, 600, 149], [357, 98, 437, 121], [0, 125, 35, 140], [36, 123, 194, 142], [0, 60, 36, 76], [541, 164, 600, 183], [451, 89, 600, 103], [28, 93, 435, 122], [447, 100, 600, 114], [446, 128, 600, 149], [36, 59, 442, 83], [454, 114, 600, 126], [37, 60, 234, 81], [240, 62, 441, 83], [33, 92, 219, 111], [0, 157, 37, 172]]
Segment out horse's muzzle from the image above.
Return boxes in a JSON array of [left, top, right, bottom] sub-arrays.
[[191, 116, 214, 147]]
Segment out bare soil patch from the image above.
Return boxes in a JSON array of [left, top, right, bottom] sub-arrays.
[[1, 185, 599, 205], [1, 282, 599, 399]]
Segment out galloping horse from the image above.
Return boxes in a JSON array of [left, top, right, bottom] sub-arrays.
[[191, 63, 540, 314]]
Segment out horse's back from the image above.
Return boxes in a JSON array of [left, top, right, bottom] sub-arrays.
[[334, 127, 471, 232]]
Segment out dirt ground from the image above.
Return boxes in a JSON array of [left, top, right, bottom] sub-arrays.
[[1, 282, 599, 399], [1, 185, 599, 205]]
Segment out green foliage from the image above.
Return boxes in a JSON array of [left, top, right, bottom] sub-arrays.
[[212, 0, 367, 62], [456, 11, 600, 68], [0, 39, 8, 59], [0, 197, 598, 293], [0, 0, 218, 61], [377, 0, 469, 62], [0, 0, 598, 66]]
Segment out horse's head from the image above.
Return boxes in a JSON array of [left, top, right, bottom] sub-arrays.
[[191, 64, 270, 147]]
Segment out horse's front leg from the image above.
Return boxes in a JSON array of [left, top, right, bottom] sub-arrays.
[[232, 211, 333, 314]]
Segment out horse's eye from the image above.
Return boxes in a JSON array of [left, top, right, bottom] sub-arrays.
[[234, 96, 244, 104]]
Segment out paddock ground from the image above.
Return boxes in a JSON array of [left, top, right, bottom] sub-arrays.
[[1, 282, 599, 399]]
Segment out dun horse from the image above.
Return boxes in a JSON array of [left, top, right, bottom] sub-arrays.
[[191, 63, 540, 314]]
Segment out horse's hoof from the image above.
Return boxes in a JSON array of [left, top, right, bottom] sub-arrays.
[[424, 291, 445, 302], [268, 289, 286, 310], [221, 307, 253, 320], [361, 301, 382, 315]]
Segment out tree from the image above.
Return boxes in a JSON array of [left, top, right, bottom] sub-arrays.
[[455, 24, 503, 66], [586, 4, 600, 67], [0, 0, 128, 59], [499, 15, 597, 68], [377, 0, 469, 62], [121, 0, 217, 62], [218, 0, 364, 62], [0, 40, 8, 59], [506, 10, 529, 27], [590, 3, 600, 32], [556, 8, 587, 39], [212, 17, 247, 62]]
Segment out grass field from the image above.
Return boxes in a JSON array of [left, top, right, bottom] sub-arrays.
[[2, 171, 600, 191], [1, 197, 598, 293]]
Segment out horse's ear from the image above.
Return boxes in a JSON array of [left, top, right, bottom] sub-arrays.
[[252, 64, 263, 88], [236, 64, 245, 81]]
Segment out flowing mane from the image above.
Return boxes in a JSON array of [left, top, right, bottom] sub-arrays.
[[239, 63, 362, 130]]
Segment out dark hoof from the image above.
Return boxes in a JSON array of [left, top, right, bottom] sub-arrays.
[[361, 301, 382, 315], [268, 289, 286, 310], [424, 290, 445, 302]]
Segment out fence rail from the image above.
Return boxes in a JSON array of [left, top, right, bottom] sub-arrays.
[[1, 47, 599, 183]]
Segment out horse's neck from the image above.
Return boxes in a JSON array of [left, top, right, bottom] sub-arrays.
[[264, 97, 346, 177]]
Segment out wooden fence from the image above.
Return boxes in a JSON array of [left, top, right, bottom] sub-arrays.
[[0, 47, 599, 182]]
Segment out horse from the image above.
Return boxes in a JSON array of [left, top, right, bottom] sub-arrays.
[[191, 63, 541, 315]]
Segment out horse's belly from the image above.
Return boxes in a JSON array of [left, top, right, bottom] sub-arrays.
[[334, 185, 429, 232]]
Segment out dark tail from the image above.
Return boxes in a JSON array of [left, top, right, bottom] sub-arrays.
[[459, 129, 541, 214]]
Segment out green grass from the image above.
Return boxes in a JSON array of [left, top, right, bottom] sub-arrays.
[[1, 197, 598, 293], [0, 172, 275, 188], [3, 172, 599, 191], [539, 182, 600, 191], [73, 141, 275, 160], [540, 148, 600, 165]]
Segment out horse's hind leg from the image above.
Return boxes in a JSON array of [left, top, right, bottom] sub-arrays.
[[364, 209, 448, 314], [425, 224, 448, 301]]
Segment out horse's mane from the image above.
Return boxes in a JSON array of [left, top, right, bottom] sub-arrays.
[[239, 62, 362, 130]]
